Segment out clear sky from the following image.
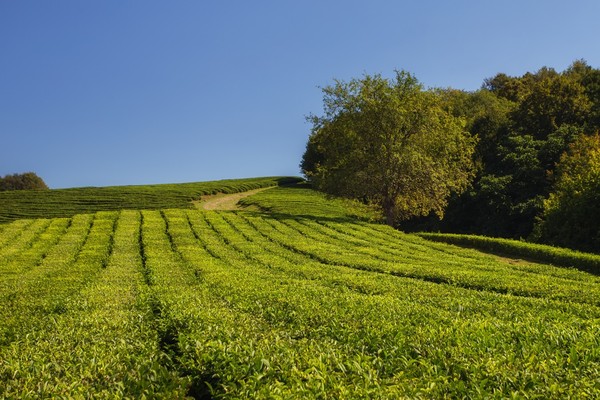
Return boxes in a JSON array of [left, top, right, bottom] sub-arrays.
[[2, 1, 599, 188]]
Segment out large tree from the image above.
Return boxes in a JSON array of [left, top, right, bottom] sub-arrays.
[[301, 71, 476, 226]]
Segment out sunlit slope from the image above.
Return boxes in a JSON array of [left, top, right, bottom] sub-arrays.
[[0, 184, 599, 398], [0, 176, 299, 222], [239, 182, 380, 221]]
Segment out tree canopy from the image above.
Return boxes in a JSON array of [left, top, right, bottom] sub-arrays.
[[533, 134, 600, 252], [399, 60, 600, 250], [0, 172, 48, 191], [302, 71, 476, 226]]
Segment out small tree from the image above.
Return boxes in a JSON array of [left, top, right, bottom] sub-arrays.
[[534, 134, 600, 252], [302, 71, 477, 226], [0, 172, 49, 191]]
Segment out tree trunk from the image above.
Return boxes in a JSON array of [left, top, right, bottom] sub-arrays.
[[383, 198, 396, 226]]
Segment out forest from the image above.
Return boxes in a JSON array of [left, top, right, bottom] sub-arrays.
[[303, 60, 600, 253], [423, 60, 600, 252]]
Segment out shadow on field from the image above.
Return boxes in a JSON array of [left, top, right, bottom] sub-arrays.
[[274, 177, 308, 187], [186, 372, 220, 400], [244, 210, 370, 224], [243, 204, 600, 277], [418, 235, 600, 276]]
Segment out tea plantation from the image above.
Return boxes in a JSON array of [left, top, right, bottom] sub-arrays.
[[0, 181, 599, 398], [0, 176, 299, 222]]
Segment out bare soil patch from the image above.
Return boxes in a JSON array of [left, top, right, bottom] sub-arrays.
[[194, 187, 272, 210]]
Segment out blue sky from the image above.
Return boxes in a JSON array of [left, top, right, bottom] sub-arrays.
[[2, 1, 599, 188]]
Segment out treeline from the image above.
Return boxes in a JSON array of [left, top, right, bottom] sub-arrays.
[[405, 60, 600, 252], [0, 172, 48, 191], [302, 60, 600, 252]]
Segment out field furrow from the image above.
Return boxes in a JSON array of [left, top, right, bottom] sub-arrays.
[[0, 219, 35, 248], [221, 211, 312, 265], [220, 212, 600, 321], [142, 210, 310, 397], [314, 218, 600, 290], [0, 217, 70, 277], [249, 214, 600, 305], [357, 222, 600, 283], [0, 210, 187, 397], [0, 219, 52, 260], [0, 212, 115, 348]]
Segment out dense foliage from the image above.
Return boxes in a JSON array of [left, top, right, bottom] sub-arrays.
[[302, 71, 476, 225], [402, 60, 600, 250], [0, 176, 299, 223], [0, 172, 48, 191], [534, 134, 600, 251], [1, 185, 599, 398]]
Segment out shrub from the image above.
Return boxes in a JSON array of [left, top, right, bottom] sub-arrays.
[[0, 172, 48, 191]]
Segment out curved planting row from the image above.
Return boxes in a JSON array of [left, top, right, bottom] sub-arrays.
[[0, 209, 599, 398]]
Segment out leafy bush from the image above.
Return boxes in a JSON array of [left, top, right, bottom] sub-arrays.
[[0, 172, 48, 191]]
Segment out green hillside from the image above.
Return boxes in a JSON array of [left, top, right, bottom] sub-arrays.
[[1, 182, 599, 398], [0, 176, 299, 222]]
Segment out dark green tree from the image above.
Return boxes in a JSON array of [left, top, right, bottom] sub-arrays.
[[534, 134, 600, 252], [510, 67, 590, 140], [566, 59, 600, 132], [410, 62, 596, 239]]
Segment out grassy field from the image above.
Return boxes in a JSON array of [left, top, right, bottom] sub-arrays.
[[0, 183, 599, 398], [0, 176, 299, 223]]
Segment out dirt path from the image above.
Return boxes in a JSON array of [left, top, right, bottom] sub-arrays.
[[195, 187, 272, 210]]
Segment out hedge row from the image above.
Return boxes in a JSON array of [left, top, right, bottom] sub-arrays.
[[417, 232, 600, 274]]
